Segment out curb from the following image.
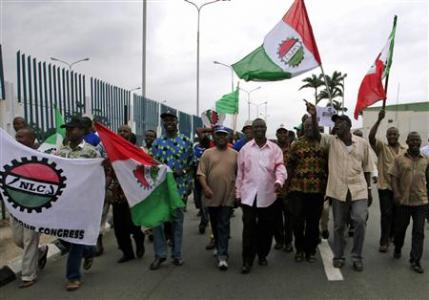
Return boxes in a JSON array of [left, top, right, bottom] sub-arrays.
[[0, 223, 112, 288]]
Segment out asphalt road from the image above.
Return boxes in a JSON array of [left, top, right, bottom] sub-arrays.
[[1, 198, 429, 300]]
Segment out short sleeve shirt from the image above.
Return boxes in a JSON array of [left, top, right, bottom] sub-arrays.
[[197, 148, 238, 207], [56, 141, 100, 159], [287, 137, 328, 194], [151, 134, 194, 198], [374, 139, 407, 190], [389, 153, 429, 206]]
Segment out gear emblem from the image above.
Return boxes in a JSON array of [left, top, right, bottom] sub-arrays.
[[0, 156, 67, 213], [277, 37, 304, 68], [133, 165, 159, 190]]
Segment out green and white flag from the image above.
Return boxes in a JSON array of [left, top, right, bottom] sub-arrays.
[[232, 0, 321, 81], [95, 123, 184, 228], [38, 108, 65, 153], [215, 87, 239, 114]]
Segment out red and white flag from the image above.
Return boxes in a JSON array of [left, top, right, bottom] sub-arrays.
[[354, 17, 397, 119]]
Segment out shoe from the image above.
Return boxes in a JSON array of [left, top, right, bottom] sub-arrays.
[[206, 238, 216, 250], [241, 263, 251, 274], [95, 234, 104, 257], [38, 245, 49, 270], [393, 248, 401, 259], [65, 280, 81, 291], [19, 280, 35, 288], [150, 257, 166, 270], [353, 261, 364, 272], [218, 259, 228, 271], [294, 252, 304, 262], [333, 259, 345, 268], [321, 230, 329, 240], [411, 262, 424, 274], [306, 254, 316, 263], [274, 243, 283, 250], [198, 223, 206, 234], [283, 243, 293, 253], [172, 257, 184, 266], [258, 258, 268, 266], [83, 257, 94, 270], [117, 255, 135, 263], [379, 244, 388, 253]]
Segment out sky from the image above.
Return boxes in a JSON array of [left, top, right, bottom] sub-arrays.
[[0, 0, 427, 137]]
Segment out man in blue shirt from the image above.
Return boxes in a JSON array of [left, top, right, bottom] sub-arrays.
[[82, 117, 100, 147], [233, 120, 253, 152], [150, 110, 194, 270]]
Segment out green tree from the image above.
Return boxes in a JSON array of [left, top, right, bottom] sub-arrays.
[[299, 73, 324, 104], [326, 100, 348, 113], [317, 71, 348, 112]]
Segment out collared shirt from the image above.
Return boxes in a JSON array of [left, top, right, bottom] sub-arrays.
[[236, 139, 287, 207], [323, 134, 374, 201], [287, 136, 328, 194], [56, 140, 100, 159], [374, 139, 407, 190], [151, 134, 194, 199], [389, 152, 429, 206]]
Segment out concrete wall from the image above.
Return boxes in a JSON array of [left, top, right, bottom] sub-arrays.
[[362, 109, 429, 144]]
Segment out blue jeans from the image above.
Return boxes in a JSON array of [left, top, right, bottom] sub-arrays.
[[208, 207, 232, 260], [153, 208, 184, 259], [66, 243, 95, 280]]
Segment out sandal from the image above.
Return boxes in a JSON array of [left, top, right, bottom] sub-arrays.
[[19, 280, 35, 288], [66, 280, 81, 291]]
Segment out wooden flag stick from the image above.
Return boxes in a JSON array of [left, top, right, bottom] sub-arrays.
[[382, 15, 398, 109]]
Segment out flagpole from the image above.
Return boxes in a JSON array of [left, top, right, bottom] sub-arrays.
[[382, 15, 398, 109], [319, 65, 333, 106]]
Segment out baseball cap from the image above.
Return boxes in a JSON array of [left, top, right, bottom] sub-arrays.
[[331, 114, 352, 127], [61, 116, 84, 129], [242, 120, 253, 131], [160, 110, 177, 119], [276, 124, 288, 133], [214, 125, 229, 134]]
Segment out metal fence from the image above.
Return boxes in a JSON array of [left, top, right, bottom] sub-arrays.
[[14, 50, 202, 143], [91, 78, 130, 133], [16, 51, 86, 139]]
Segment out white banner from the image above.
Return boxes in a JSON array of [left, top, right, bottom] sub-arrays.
[[0, 129, 105, 245], [316, 106, 337, 127]]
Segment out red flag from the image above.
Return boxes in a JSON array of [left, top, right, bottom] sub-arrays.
[[354, 56, 386, 119]]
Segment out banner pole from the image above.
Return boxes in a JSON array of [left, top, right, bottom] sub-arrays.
[[382, 15, 398, 109]]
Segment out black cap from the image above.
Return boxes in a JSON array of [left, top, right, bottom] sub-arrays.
[[160, 110, 177, 119], [331, 114, 352, 127], [61, 116, 84, 129]]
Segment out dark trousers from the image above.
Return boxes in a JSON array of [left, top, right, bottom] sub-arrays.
[[194, 180, 209, 227], [273, 197, 293, 245], [66, 243, 95, 280], [378, 189, 396, 246], [112, 201, 145, 258], [241, 201, 275, 265], [208, 206, 232, 259], [394, 204, 428, 263], [288, 192, 324, 255]]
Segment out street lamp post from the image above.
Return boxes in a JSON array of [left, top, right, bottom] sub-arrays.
[[213, 60, 234, 91], [239, 86, 261, 120], [50, 57, 90, 71], [184, 0, 229, 116], [255, 101, 268, 119]]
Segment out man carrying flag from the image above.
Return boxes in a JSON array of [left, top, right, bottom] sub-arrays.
[[354, 16, 397, 119], [232, 0, 321, 82]]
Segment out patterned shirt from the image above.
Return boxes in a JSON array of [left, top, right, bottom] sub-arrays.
[[56, 140, 100, 159], [287, 136, 328, 194], [151, 134, 194, 198]]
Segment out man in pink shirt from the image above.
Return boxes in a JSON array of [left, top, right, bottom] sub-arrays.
[[236, 118, 287, 274]]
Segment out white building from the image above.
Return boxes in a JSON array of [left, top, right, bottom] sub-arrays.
[[361, 102, 429, 145]]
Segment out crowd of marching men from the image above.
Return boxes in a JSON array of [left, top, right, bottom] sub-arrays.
[[7, 101, 429, 291]]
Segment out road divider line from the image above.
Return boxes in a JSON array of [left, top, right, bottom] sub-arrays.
[[318, 239, 344, 281]]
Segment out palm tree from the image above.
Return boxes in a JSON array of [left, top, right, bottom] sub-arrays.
[[326, 100, 348, 113], [299, 73, 324, 104], [317, 71, 347, 103]]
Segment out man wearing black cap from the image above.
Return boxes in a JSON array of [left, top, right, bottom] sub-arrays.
[[56, 116, 100, 291], [307, 104, 374, 272], [149, 110, 194, 270]]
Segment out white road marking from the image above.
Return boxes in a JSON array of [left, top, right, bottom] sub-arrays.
[[318, 239, 344, 281]]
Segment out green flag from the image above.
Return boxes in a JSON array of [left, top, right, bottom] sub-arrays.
[[38, 108, 65, 153], [215, 88, 239, 114]]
